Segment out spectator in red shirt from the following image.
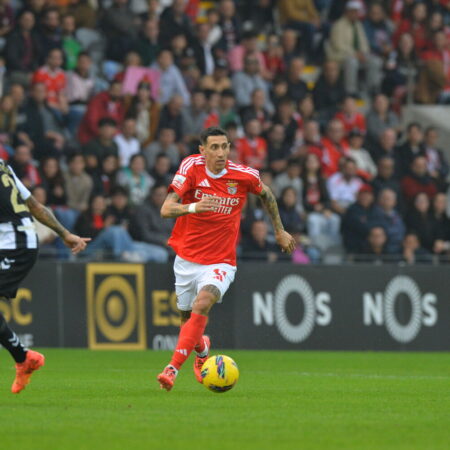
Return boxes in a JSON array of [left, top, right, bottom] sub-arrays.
[[393, 2, 428, 51], [78, 80, 125, 145], [315, 119, 349, 178], [32, 48, 67, 110], [334, 95, 366, 136], [401, 155, 439, 206], [236, 118, 267, 170]]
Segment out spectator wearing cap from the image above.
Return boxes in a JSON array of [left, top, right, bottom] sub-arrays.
[[327, 157, 363, 215], [236, 119, 267, 170], [371, 156, 402, 203], [370, 188, 405, 254], [101, 0, 138, 63], [333, 95, 366, 136], [200, 58, 231, 92], [78, 80, 125, 145], [151, 49, 190, 106], [114, 117, 140, 167], [342, 183, 375, 253], [83, 117, 119, 162], [326, 1, 383, 95], [4, 10, 42, 82], [401, 156, 439, 206], [278, 0, 321, 61], [347, 129, 376, 180], [32, 48, 67, 111], [132, 19, 160, 67], [313, 60, 345, 121], [365, 93, 400, 150]]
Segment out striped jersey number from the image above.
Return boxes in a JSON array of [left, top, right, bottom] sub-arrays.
[[1, 174, 29, 214]]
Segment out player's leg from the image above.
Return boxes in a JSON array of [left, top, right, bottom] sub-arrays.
[[157, 286, 218, 391], [179, 310, 209, 356], [0, 249, 44, 393]]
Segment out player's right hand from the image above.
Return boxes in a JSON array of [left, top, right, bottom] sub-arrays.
[[194, 196, 221, 213], [62, 233, 91, 254]]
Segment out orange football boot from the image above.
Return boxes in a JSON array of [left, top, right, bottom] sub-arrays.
[[11, 350, 45, 394], [157, 366, 177, 391], [193, 336, 210, 383]]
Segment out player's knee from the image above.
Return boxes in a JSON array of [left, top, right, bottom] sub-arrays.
[[193, 287, 220, 314]]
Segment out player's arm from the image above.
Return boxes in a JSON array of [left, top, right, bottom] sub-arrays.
[[160, 192, 220, 218], [25, 196, 91, 254], [258, 183, 296, 254]]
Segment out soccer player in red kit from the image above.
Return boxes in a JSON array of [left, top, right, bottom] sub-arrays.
[[157, 127, 295, 391]]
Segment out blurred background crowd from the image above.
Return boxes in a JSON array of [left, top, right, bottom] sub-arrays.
[[1, 0, 450, 264]]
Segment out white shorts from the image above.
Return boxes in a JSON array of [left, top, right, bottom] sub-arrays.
[[173, 255, 237, 311]]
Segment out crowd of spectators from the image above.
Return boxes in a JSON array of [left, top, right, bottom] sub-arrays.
[[1, 0, 450, 264]]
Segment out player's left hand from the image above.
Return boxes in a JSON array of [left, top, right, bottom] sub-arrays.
[[275, 230, 296, 254], [62, 233, 91, 254]]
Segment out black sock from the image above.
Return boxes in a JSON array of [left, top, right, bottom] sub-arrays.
[[0, 312, 27, 363]]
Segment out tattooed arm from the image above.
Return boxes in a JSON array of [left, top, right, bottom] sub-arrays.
[[160, 192, 220, 218], [26, 196, 90, 254], [258, 183, 296, 254]]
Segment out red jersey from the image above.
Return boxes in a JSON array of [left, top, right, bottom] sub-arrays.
[[32, 66, 66, 107], [168, 155, 263, 266]]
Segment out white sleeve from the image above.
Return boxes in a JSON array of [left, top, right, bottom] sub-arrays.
[[8, 165, 32, 200]]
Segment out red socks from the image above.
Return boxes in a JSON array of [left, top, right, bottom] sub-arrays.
[[180, 316, 208, 354], [170, 313, 207, 370]]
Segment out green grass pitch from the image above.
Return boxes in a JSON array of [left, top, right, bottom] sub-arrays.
[[0, 350, 449, 450]]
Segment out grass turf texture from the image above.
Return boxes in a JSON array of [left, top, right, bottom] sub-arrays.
[[0, 350, 449, 450]]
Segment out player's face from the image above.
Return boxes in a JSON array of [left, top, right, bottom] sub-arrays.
[[200, 135, 230, 174]]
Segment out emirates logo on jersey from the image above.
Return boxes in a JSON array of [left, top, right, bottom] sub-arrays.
[[194, 190, 240, 215], [226, 181, 238, 195]]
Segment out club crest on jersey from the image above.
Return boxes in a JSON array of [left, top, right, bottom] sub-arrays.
[[226, 181, 238, 195], [172, 174, 186, 190]]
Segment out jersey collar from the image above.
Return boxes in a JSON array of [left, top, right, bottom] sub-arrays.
[[206, 166, 228, 179]]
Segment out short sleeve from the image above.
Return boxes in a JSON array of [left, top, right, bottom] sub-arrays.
[[168, 158, 195, 197], [8, 165, 31, 200], [248, 170, 263, 195]]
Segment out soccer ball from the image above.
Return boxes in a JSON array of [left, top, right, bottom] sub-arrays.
[[201, 355, 239, 393]]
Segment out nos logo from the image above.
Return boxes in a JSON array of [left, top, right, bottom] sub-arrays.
[[363, 275, 437, 343], [253, 275, 331, 343]]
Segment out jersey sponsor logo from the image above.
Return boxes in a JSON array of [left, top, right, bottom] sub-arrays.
[[199, 179, 211, 188], [213, 269, 227, 282], [0, 257, 15, 270], [226, 181, 238, 195], [194, 189, 240, 215], [172, 174, 186, 190]]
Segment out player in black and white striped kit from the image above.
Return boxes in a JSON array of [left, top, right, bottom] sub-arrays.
[[0, 159, 90, 393]]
